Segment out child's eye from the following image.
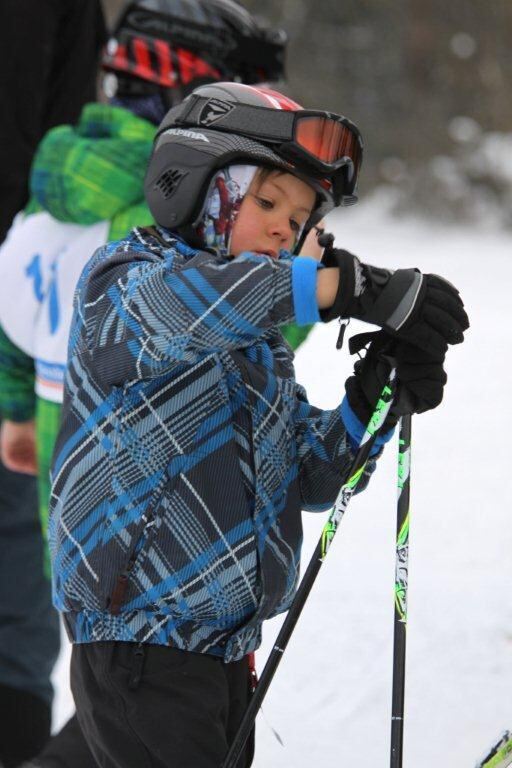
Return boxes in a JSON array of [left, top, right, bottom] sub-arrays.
[[256, 196, 273, 210], [290, 219, 301, 233]]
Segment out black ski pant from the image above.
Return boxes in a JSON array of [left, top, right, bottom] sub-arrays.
[[71, 642, 255, 768]]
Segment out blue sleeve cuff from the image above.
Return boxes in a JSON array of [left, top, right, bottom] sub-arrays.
[[291, 257, 321, 326], [341, 396, 395, 456]]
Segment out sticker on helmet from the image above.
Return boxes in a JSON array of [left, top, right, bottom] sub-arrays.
[[199, 99, 235, 126]]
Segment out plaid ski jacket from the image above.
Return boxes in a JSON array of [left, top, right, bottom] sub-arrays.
[[49, 226, 378, 662]]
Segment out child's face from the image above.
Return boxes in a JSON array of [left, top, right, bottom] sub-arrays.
[[230, 171, 316, 258]]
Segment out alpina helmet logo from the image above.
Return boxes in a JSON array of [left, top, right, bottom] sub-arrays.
[[198, 99, 235, 126], [164, 128, 209, 142]]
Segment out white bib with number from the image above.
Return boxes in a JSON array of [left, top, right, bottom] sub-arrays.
[[0, 212, 109, 403]]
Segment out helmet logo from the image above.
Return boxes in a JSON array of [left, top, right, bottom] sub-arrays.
[[198, 99, 235, 126], [164, 128, 210, 142]]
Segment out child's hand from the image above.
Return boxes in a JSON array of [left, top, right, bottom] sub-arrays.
[[320, 247, 469, 357], [0, 419, 38, 475], [345, 331, 447, 430]]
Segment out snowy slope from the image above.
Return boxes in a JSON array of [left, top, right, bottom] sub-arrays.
[[52, 199, 512, 767]]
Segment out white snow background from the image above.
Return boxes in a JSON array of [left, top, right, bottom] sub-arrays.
[[51, 197, 512, 767]]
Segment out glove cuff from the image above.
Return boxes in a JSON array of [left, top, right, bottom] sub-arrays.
[[320, 249, 360, 322], [345, 375, 371, 426]]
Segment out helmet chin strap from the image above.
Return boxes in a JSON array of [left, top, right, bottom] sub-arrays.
[[293, 207, 325, 255]]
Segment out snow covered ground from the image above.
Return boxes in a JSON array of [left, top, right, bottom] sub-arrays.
[[52, 198, 512, 767]]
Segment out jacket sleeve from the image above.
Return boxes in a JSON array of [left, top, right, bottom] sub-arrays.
[[0, 325, 35, 421], [293, 382, 379, 512], [82, 240, 321, 386]]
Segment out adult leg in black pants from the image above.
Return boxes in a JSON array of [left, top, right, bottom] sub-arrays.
[[0, 460, 59, 767]]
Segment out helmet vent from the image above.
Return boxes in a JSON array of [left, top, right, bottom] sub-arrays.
[[155, 169, 187, 199]]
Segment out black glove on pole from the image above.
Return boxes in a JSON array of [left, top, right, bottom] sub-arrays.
[[320, 245, 469, 357], [345, 330, 448, 429], [221, 370, 397, 768]]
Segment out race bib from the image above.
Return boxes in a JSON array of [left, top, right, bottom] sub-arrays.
[[0, 212, 108, 403]]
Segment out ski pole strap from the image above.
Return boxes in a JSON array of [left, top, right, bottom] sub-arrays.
[[221, 369, 397, 768]]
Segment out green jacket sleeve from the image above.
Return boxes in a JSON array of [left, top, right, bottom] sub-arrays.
[[281, 323, 313, 351], [0, 325, 35, 421]]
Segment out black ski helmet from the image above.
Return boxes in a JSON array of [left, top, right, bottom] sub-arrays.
[[144, 81, 364, 240], [102, 0, 287, 102]]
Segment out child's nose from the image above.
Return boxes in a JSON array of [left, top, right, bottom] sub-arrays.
[[269, 218, 292, 243]]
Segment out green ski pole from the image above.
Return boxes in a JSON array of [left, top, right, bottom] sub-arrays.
[[475, 731, 512, 768], [222, 369, 396, 768], [390, 414, 411, 767]]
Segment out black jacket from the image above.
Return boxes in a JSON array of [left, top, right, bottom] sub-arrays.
[[0, 0, 107, 243]]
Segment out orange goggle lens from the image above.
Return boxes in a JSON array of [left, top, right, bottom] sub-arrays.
[[294, 115, 361, 172]]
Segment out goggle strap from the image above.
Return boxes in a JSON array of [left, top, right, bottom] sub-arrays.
[[174, 95, 297, 141]]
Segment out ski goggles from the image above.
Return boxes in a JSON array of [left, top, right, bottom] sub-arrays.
[[168, 95, 363, 197]]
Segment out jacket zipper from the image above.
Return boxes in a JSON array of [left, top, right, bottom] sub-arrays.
[[108, 508, 156, 615]]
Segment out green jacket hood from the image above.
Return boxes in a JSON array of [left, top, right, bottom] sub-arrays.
[[28, 103, 155, 229]]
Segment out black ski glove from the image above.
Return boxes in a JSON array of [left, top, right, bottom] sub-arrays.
[[345, 331, 448, 430], [320, 245, 469, 357]]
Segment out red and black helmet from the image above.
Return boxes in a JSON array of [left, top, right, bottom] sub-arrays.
[[102, 0, 287, 98], [144, 81, 364, 237]]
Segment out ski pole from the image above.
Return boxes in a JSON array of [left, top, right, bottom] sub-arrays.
[[221, 369, 397, 768], [475, 731, 512, 768], [390, 414, 412, 768]]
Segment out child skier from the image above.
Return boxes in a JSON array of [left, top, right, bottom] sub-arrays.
[[0, 2, 312, 765], [49, 82, 468, 768]]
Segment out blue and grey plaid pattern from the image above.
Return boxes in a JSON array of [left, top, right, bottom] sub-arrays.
[[49, 227, 377, 662]]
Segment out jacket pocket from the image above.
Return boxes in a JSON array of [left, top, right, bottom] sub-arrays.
[[119, 440, 262, 627]]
